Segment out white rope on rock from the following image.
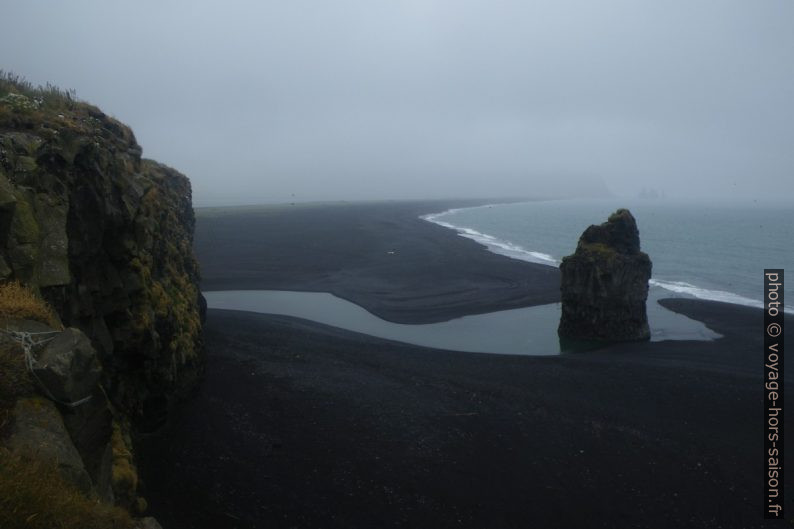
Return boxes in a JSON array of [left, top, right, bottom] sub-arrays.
[[1, 328, 93, 408]]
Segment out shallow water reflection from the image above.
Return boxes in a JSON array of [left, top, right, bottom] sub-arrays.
[[204, 289, 720, 356]]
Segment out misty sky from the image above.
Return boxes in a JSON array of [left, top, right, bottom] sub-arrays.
[[2, 0, 793, 205]]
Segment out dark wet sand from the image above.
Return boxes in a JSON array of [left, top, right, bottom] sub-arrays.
[[139, 201, 792, 529], [194, 200, 560, 323]]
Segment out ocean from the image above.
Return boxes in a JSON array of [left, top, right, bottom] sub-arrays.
[[422, 198, 793, 314]]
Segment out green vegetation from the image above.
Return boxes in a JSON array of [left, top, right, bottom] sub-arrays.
[[0, 448, 134, 529], [0, 71, 77, 114], [133, 162, 203, 369], [579, 241, 617, 257], [0, 70, 134, 146], [0, 71, 79, 133], [1, 72, 202, 526], [576, 241, 619, 263]]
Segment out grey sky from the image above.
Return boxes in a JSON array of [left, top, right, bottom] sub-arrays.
[[2, 0, 793, 205]]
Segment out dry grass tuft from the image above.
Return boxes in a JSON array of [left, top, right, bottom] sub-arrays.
[[0, 70, 77, 111], [0, 281, 60, 434], [0, 281, 61, 328], [0, 448, 134, 529]]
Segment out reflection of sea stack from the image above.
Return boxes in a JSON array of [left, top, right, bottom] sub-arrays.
[[558, 209, 652, 342]]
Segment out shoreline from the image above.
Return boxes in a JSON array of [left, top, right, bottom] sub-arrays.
[[420, 199, 791, 314], [139, 199, 793, 528], [195, 199, 561, 324], [198, 197, 788, 318]]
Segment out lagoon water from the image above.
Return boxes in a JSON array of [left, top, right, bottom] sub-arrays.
[[204, 289, 719, 356], [200, 197, 794, 355]]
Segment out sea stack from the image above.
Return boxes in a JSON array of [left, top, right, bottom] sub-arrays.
[[558, 209, 652, 342]]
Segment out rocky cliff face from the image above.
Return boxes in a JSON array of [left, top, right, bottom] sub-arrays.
[[0, 76, 203, 525], [558, 209, 652, 342], [0, 84, 204, 418]]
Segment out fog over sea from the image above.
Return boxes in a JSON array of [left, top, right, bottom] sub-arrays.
[[423, 198, 793, 314]]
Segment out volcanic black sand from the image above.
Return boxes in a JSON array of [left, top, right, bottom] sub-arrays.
[[194, 200, 560, 323], [138, 201, 792, 529]]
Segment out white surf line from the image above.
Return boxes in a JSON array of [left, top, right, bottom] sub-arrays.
[[420, 205, 558, 266], [420, 206, 794, 314], [649, 279, 794, 314]]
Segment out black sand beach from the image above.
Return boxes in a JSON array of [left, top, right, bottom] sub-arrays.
[[139, 201, 792, 529], [195, 200, 560, 323]]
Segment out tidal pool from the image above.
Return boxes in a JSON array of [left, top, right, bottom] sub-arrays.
[[203, 289, 720, 356]]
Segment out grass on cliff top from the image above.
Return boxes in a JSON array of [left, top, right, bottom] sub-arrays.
[[0, 70, 106, 137], [0, 448, 134, 529], [0, 70, 137, 149], [0, 70, 77, 112], [0, 281, 61, 328]]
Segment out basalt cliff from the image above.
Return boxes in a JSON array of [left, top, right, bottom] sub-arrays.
[[0, 75, 204, 528], [558, 208, 652, 342]]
